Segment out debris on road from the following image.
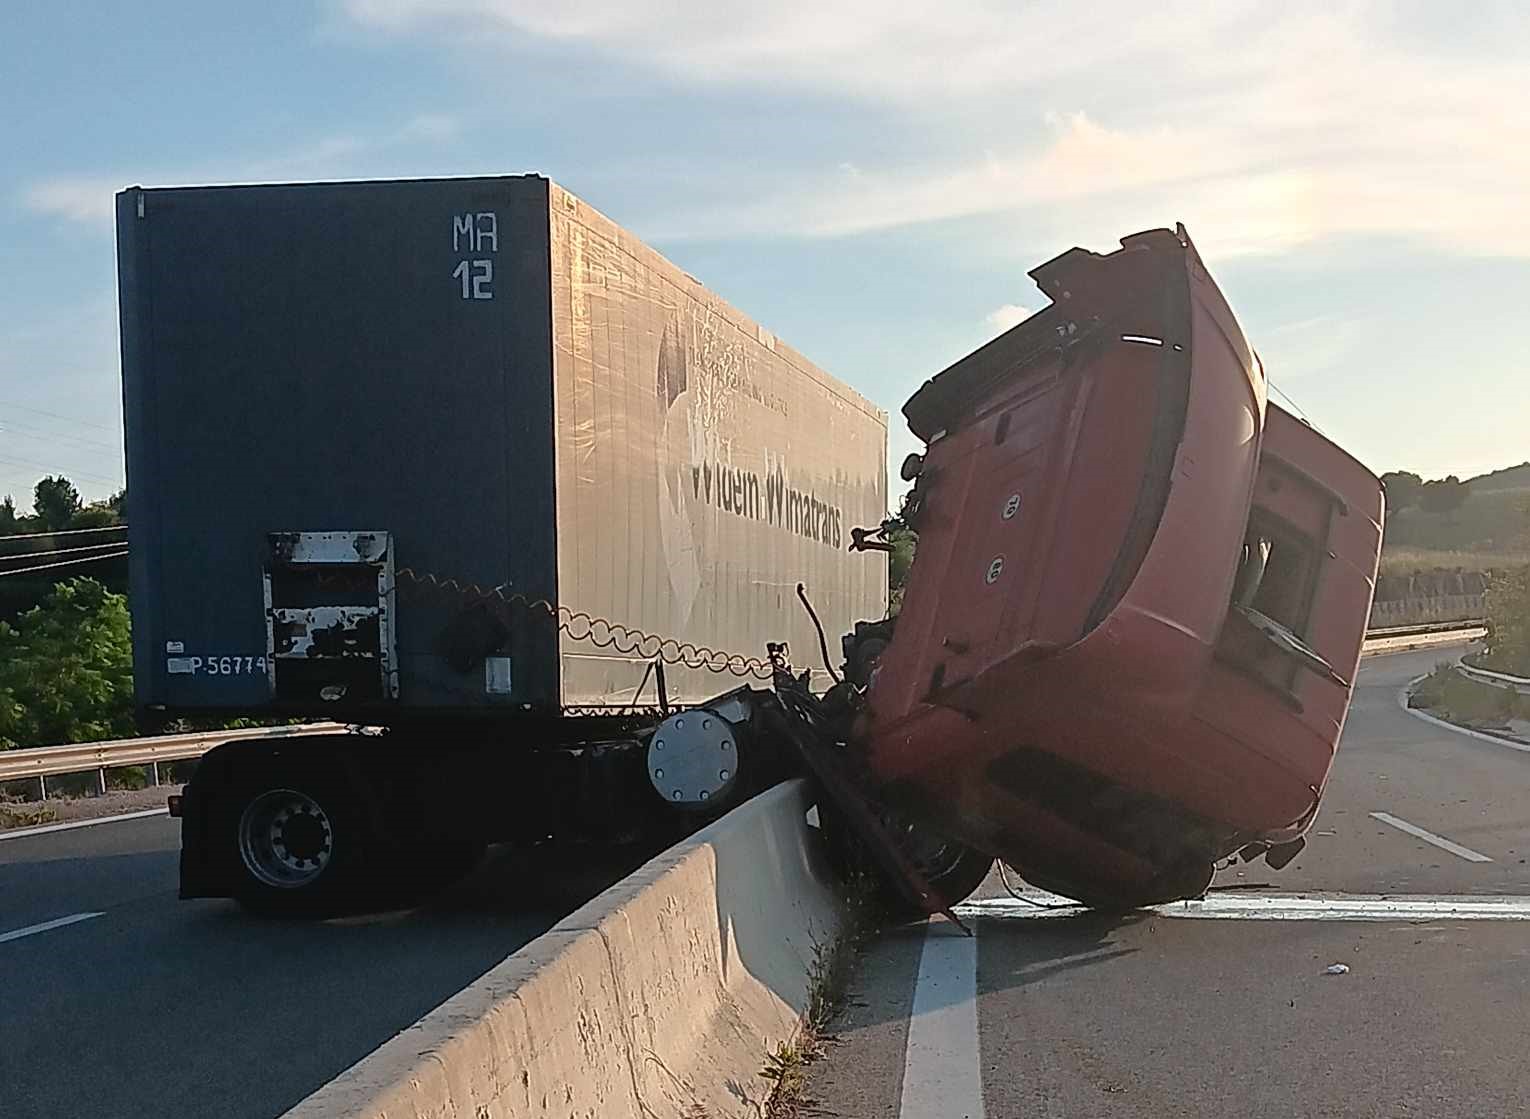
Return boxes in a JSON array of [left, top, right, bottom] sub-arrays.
[[1324, 963, 1351, 976]]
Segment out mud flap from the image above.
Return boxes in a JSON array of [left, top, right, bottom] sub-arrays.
[[760, 705, 970, 934]]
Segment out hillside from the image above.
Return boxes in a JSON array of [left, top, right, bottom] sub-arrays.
[[1380, 463, 1530, 580], [1385, 488, 1530, 553], [1466, 462, 1530, 493]]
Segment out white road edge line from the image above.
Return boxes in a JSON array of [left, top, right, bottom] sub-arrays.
[[0, 807, 170, 842], [0, 912, 104, 945], [899, 920, 984, 1119], [1396, 680, 1530, 755], [957, 892, 1530, 921], [1369, 811, 1493, 863]]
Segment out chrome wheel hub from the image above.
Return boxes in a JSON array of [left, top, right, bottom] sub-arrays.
[[238, 789, 334, 889]]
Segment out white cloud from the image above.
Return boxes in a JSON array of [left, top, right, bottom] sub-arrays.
[[340, 0, 1247, 102], [984, 304, 1032, 332], [23, 178, 122, 225], [1258, 314, 1374, 384], [339, 2, 1530, 259], [20, 114, 462, 227]]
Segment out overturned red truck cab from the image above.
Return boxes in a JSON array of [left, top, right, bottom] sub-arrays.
[[843, 225, 1383, 909]]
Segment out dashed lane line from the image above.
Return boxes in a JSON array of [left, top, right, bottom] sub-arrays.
[[0, 912, 104, 944], [1369, 810, 1493, 862]]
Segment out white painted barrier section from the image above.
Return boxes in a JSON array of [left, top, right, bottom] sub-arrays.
[[1360, 626, 1484, 656], [283, 779, 841, 1119]]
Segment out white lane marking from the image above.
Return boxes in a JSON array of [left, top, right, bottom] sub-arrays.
[[1396, 682, 1530, 755], [0, 912, 104, 944], [0, 807, 170, 842], [958, 892, 1530, 921], [899, 921, 984, 1119], [1369, 811, 1493, 862]]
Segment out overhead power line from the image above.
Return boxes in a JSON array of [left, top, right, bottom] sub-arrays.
[[0, 399, 117, 434], [0, 453, 123, 489], [0, 415, 121, 454], [1267, 379, 1327, 437], [0, 550, 128, 578]]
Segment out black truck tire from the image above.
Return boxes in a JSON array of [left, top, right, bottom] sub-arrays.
[[904, 839, 993, 915], [219, 759, 376, 918], [820, 803, 993, 920], [1015, 855, 1215, 912]]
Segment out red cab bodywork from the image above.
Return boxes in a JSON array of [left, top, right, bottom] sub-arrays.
[[856, 227, 1383, 905]]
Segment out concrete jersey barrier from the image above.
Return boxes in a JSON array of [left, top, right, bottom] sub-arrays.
[[282, 779, 841, 1119]]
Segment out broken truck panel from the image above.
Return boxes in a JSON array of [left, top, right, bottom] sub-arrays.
[[848, 225, 1383, 909], [263, 530, 398, 704]]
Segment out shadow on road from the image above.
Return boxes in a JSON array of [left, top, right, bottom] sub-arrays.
[[822, 907, 1147, 1034]]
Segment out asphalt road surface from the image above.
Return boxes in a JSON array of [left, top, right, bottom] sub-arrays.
[[807, 645, 1530, 1118], [0, 812, 654, 1119]]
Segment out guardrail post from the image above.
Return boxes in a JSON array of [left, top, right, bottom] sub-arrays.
[[149, 761, 160, 787], [37, 774, 48, 801], [97, 767, 107, 796]]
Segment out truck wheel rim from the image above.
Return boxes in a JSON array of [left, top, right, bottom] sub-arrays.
[[888, 816, 966, 881], [238, 789, 334, 889]]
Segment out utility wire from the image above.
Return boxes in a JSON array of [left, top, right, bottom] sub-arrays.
[[0, 550, 128, 578], [0, 399, 117, 433], [1268, 379, 1327, 437], [0, 454, 123, 488], [0, 417, 121, 454]]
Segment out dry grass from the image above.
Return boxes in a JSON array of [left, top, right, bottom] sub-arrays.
[[1409, 663, 1526, 728], [759, 872, 882, 1119], [1380, 547, 1530, 578], [0, 796, 58, 830]]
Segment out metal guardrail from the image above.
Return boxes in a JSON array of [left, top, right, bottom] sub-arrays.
[[1456, 662, 1530, 696], [1366, 620, 1486, 639], [0, 723, 346, 797], [1361, 624, 1486, 656]]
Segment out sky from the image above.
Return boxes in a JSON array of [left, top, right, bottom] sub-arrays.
[[3, 0, 1528, 509]]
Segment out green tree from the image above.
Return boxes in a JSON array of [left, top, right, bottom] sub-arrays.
[[0, 577, 135, 749], [1418, 475, 1468, 515], [70, 504, 120, 530], [1483, 565, 1530, 675], [884, 488, 921, 613], [0, 495, 15, 534], [32, 475, 82, 532], [1379, 470, 1423, 514]]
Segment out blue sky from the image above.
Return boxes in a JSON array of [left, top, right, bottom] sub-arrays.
[[4, 0, 1528, 508]]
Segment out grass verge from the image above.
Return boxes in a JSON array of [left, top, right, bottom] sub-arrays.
[[1409, 662, 1528, 733], [0, 795, 59, 830], [759, 870, 883, 1119]]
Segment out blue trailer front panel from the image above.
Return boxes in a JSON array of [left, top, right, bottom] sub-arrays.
[[117, 176, 560, 718]]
